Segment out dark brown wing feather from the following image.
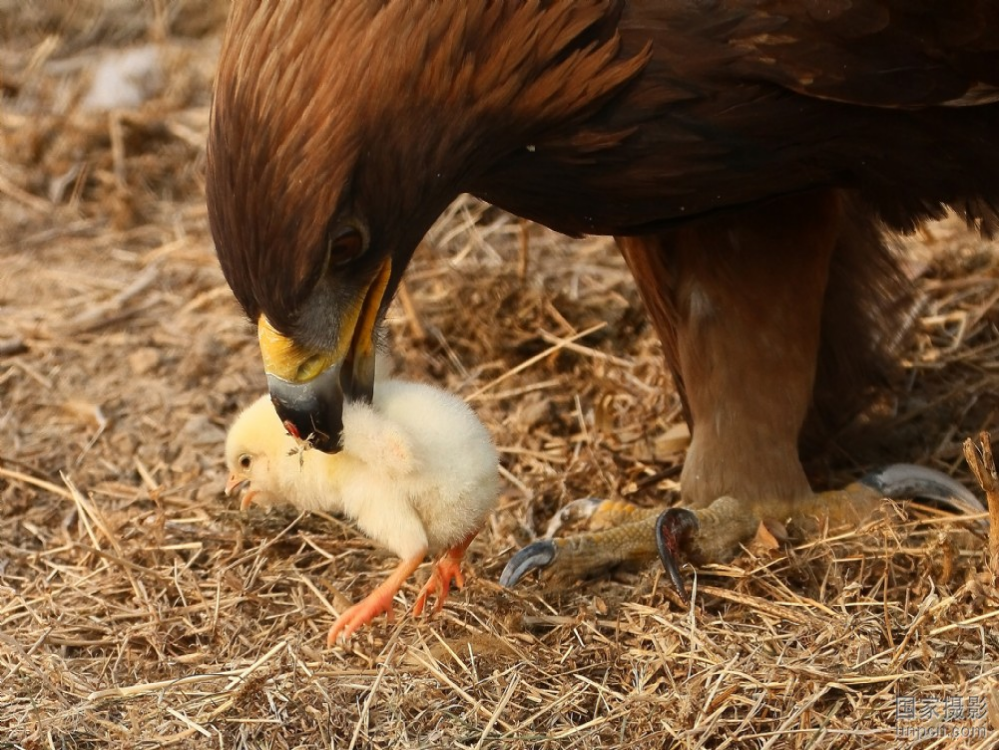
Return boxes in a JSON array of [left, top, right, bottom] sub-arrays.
[[472, 0, 999, 237], [207, 0, 999, 361]]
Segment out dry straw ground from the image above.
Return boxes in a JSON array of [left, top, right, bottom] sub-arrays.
[[2, 2, 999, 748]]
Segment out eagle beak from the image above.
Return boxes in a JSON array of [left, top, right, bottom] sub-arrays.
[[258, 258, 391, 453]]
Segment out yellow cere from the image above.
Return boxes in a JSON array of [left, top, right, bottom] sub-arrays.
[[257, 314, 343, 382], [255, 257, 392, 383]]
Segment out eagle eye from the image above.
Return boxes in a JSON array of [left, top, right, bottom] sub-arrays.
[[327, 222, 367, 267]]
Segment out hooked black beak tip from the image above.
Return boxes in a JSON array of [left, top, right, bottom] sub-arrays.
[[266, 369, 345, 453], [264, 348, 377, 454]]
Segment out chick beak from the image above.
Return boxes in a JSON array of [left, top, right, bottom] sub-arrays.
[[225, 474, 248, 498], [258, 259, 390, 453]]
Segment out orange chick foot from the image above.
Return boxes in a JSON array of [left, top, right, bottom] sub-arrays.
[[413, 531, 478, 617], [327, 588, 398, 645], [413, 556, 465, 616], [327, 552, 425, 645]]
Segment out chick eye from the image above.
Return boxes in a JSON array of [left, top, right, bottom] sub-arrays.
[[238, 454, 251, 470], [326, 222, 367, 267]]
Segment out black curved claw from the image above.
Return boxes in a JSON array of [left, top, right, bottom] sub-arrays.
[[861, 463, 984, 515], [655, 508, 700, 603], [500, 539, 557, 588]]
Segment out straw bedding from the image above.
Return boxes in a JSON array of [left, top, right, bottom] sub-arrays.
[[2, 3, 998, 747]]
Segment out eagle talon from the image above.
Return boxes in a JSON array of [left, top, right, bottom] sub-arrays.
[[655, 508, 699, 603], [499, 539, 557, 588]]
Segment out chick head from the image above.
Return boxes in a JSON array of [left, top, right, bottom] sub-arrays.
[[224, 395, 294, 509]]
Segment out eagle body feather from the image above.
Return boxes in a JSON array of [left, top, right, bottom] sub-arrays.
[[208, 0, 999, 589]]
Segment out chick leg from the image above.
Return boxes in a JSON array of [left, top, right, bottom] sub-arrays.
[[413, 531, 478, 616], [328, 551, 425, 645]]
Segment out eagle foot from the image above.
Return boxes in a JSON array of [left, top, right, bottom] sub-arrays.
[[500, 498, 669, 590], [499, 464, 982, 600], [655, 508, 700, 602]]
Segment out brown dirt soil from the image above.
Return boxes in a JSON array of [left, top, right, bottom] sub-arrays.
[[2, 3, 998, 748]]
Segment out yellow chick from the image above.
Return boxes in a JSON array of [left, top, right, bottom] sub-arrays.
[[224, 380, 499, 644]]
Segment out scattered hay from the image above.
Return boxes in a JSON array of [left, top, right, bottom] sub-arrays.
[[2, 3, 998, 747]]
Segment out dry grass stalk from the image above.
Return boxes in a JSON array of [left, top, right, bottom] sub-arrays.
[[964, 432, 999, 581], [1, 2, 998, 747]]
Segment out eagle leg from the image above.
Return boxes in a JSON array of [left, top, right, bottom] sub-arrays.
[[503, 190, 982, 598]]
